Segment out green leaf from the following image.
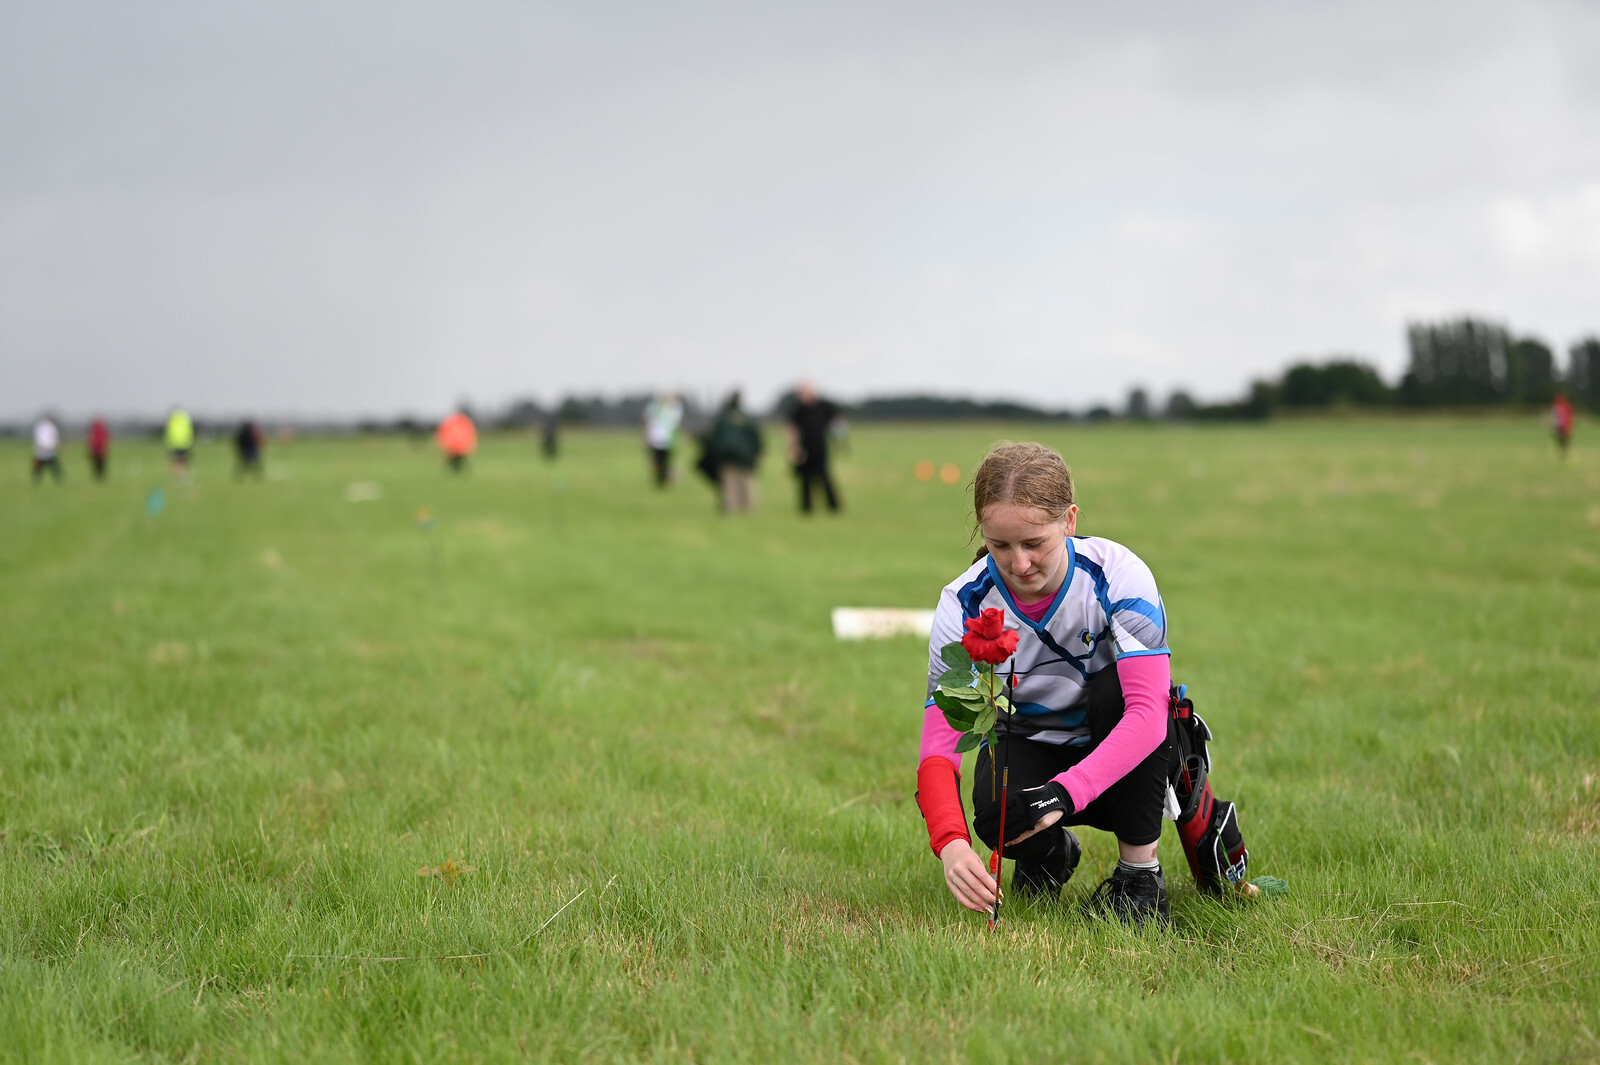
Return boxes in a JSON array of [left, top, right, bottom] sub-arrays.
[[942, 712, 977, 735], [944, 686, 985, 706], [933, 693, 978, 731], [932, 690, 977, 720], [973, 704, 997, 735], [940, 643, 973, 671], [954, 731, 983, 754], [993, 694, 1011, 714], [937, 667, 975, 690]]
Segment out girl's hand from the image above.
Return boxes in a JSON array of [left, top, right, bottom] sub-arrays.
[[974, 781, 1071, 848], [939, 839, 999, 912], [1006, 809, 1063, 847]]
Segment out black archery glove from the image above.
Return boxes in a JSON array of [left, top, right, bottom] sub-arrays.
[[974, 780, 1074, 847]]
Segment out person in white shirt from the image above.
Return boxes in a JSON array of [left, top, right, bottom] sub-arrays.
[[32, 415, 62, 484], [642, 393, 685, 487]]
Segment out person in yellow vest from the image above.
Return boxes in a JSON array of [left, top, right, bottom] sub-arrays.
[[165, 407, 195, 481]]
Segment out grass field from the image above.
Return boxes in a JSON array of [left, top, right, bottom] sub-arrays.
[[2, 417, 1599, 1064]]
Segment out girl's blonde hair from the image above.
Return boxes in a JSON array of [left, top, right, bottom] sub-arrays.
[[970, 442, 1075, 557]]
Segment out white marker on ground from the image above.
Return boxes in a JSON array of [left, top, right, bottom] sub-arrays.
[[831, 608, 935, 640]]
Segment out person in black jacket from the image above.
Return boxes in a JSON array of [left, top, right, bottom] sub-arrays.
[[787, 382, 841, 514], [705, 391, 763, 513], [234, 420, 264, 479]]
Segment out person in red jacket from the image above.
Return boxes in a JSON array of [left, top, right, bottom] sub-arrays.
[[1552, 393, 1574, 457], [87, 418, 110, 481]]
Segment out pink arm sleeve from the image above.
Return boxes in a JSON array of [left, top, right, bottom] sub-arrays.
[[919, 702, 963, 771], [1054, 653, 1171, 811]]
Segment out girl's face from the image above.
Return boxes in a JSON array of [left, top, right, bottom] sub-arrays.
[[980, 501, 1077, 599]]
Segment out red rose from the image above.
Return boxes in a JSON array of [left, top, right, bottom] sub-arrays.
[[962, 607, 1019, 664]]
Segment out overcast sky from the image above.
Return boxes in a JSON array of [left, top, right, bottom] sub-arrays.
[[3, 1, 1599, 419]]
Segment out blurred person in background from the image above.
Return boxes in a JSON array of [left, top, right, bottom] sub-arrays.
[[704, 391, 762, 513], [32, 413, 62, 484], [541, 414, 559, 460], [1552, 392, 1574, 457], [642, 392, 684, 487], [87, 417, 110, 481], [165, 406, 195, 480], [235, 419, 264, 479], [437, 408, 478, 473], [786, 381, 842, 514]]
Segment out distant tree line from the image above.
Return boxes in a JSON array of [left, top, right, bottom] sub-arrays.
[[841, 395, 1076, 422], [829, 317, 1599, 424], [1155, 318, 1600, 422], [14, 316, 1595, 437]]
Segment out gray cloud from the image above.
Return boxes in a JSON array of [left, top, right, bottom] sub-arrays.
[[4, 0, 1599, 418]]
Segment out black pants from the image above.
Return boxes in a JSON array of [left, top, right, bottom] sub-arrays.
[[32, 456, 61, 483], [650, 447, 670, 486], [90, 453, 107, 480], [797, 460, 838, 513], [971, 666, 1176, 857]]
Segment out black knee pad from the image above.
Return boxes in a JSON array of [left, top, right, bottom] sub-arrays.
[[1012, 826, 1082, 896]]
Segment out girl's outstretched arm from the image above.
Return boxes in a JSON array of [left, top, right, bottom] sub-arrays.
[[916, 703, 970, 857]]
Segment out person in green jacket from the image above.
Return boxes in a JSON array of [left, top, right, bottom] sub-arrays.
[[165, 407, 196, 481], [705, 391, 763, 513]]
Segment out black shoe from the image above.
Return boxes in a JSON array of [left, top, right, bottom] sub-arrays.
[[1011, 830, 1081, 900], [1084, 863, 1170, 928]]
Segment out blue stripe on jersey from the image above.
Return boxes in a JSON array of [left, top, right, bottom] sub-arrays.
[[1033, 625, 1092, 681], [1115, 647, 1171, 660], [1109, 596, 1166, 629], [1072, 548, 1115, 620], [1039, 538, 1076, 627], [1011, 702, 1089, 729], [956, 569, 994, 619]]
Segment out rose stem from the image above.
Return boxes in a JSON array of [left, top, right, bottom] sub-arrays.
[[984, 668, 994, 802], [989, 668, 1016, 931]]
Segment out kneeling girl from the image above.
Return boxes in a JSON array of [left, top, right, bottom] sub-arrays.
[[916, 442, 1177, 925]]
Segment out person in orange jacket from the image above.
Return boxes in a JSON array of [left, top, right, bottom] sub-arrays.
[[437, 409, 478, 473]]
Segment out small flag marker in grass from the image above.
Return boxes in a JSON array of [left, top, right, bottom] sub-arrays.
[[416, 507, 440, 576], [415, 858, 477, 884]]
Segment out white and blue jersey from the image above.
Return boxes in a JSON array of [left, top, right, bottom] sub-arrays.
[[926, 536, 1170, 747]]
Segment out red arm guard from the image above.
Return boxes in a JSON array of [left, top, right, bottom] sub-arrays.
[[916, 756, 970, 857]]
